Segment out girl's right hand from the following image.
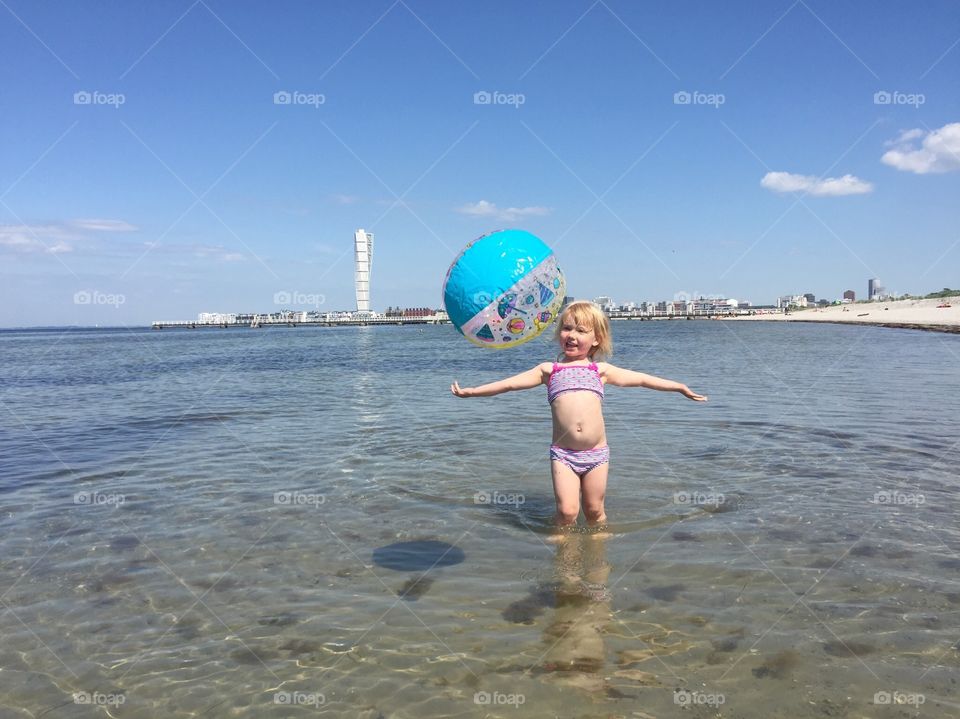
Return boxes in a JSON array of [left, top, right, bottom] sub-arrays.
[[681, 386, 708, 402], [451, 381, 473, 398]]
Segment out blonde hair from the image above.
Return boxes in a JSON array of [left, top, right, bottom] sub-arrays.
[[554, 300, 612, 359]]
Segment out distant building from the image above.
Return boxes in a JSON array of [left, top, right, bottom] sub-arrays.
[[804, 293, 816, 303], [354, 229, 374, 313], [593, 296, 615, 312], [843, 289, 855, 302], [385, 306, 440, 319], [868, 278, 886, 301], [198, 312, 237, 324], [777, 294, 808, 309], [402, 307, 434, 318]]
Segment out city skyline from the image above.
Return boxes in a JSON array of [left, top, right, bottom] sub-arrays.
[[1, 2, 958, 326]]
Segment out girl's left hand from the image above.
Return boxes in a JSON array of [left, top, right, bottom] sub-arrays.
[[682, 387, 708, 402], [451, 381, 473, 398]]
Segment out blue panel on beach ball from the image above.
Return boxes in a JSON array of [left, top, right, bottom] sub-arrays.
[[442, 229, 566, 349]]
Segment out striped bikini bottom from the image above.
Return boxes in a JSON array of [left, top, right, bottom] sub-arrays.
[[549, 445, 610, 478]]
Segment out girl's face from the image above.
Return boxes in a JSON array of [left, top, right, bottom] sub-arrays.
[[558, 316, 598, 359]]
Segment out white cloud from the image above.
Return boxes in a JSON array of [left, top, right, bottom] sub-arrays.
[[456, 199, 550, 221], [191, 244, 247, 262], [881, 122, 960, 174], [329, 193, 359, 205], [69, 218, 138, 232], [760, 171, 873, 196], [0, 218, 137, 255], [0, 224, 76, 254]]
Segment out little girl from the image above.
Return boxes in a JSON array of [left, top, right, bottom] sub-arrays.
[[452, 300, 707, 528]]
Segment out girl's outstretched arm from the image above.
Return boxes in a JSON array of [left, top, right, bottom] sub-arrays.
[[601, 363, 707, 401], [451, 363, 551, 398]]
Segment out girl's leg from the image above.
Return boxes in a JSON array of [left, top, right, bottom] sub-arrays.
[[550, 460, 582, 526], [580, 462, 609, 525]]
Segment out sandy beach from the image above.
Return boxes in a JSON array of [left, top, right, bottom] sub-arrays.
[[725, 297, 960, 333]]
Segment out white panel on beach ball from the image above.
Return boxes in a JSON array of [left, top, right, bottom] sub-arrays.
[[442, 229, 566, 349]]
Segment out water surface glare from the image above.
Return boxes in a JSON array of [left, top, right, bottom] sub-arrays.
[[1, 322, 958, 717]]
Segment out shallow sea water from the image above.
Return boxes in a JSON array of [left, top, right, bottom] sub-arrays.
[[1, 321, 959, 718]]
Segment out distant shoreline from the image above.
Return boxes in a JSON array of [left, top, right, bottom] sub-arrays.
[[4, 298, 959, 334]]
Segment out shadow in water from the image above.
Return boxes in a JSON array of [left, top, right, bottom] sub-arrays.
[[371, 539, 465, 602]]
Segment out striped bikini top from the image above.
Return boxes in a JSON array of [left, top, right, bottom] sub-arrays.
[[547, 362, 604, 404]]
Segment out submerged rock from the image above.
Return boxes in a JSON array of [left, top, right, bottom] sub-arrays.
[[397, 576, 433, 601], [645, 583, 684, 602], [753, 649, 801, 679], [823, 640, 876, 657]]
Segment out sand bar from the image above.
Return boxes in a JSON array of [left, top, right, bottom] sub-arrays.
[[724, 297, 960, 333]]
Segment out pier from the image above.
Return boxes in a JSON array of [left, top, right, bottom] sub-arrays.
[[151, 314, 451, 330]]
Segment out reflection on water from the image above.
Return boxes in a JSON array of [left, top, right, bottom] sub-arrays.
[[1, 323, 959, 716], [541, 533, 612, 691]]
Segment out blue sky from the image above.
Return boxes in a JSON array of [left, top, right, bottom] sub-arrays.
[[1, 0, 958, 326]]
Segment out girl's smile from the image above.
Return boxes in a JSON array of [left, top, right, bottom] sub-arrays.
[[560, 324, 597, 358]]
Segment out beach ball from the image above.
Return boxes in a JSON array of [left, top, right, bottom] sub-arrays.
[[442, 229, 566, 349]]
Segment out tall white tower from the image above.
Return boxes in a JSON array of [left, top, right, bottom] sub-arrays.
[[354, 229, 374, 313]]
